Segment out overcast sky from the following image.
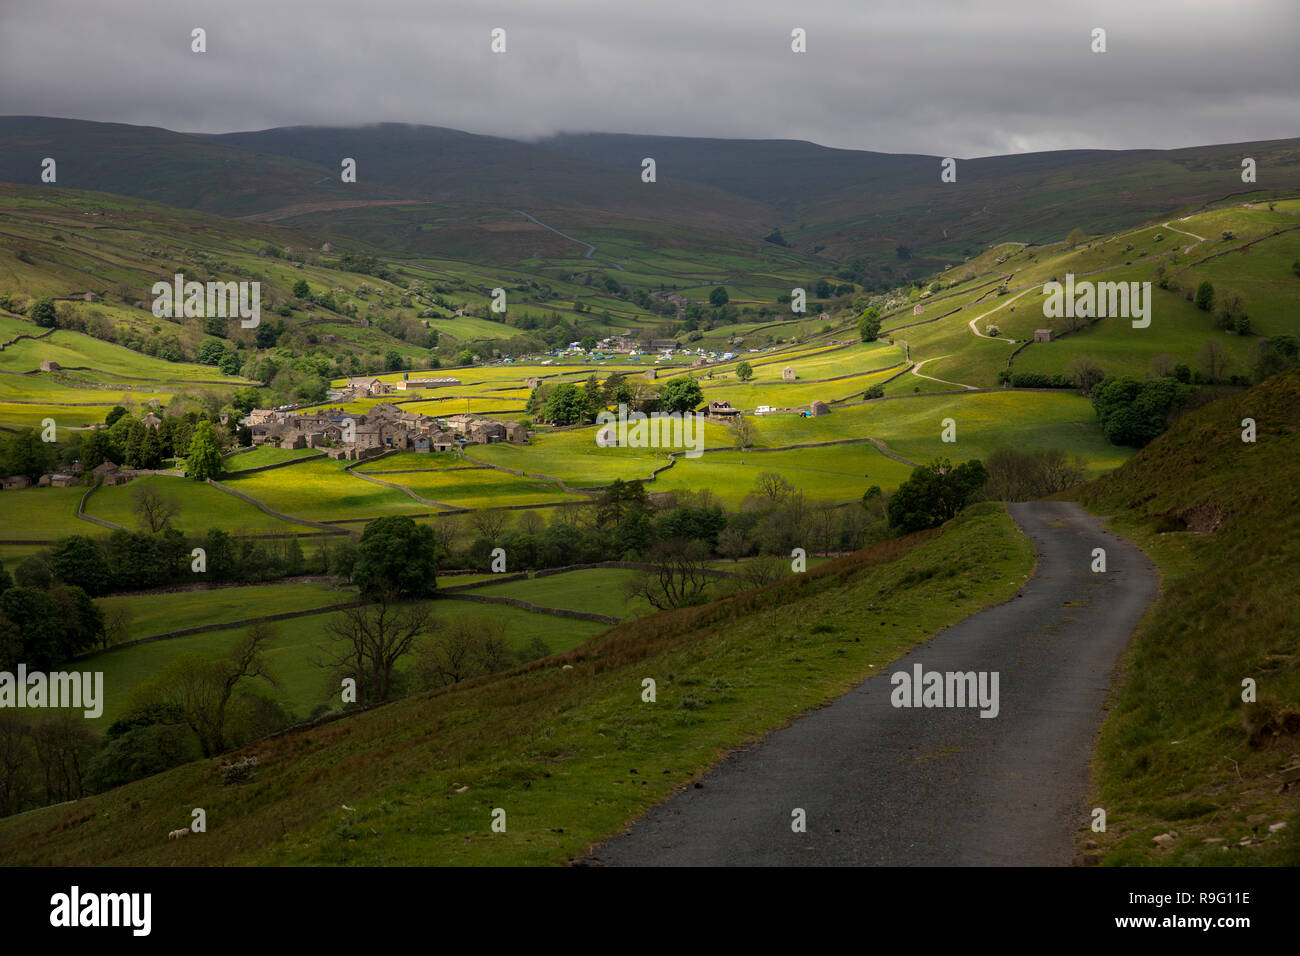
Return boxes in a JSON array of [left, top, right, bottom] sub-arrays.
[[1, 0, 1296, 156]]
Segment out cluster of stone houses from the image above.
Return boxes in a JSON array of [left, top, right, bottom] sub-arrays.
[[247, 403, 526, 460], [445, 413, 528, 446]]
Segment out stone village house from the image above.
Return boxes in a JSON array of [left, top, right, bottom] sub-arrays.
[[248, 403, 527, 460]]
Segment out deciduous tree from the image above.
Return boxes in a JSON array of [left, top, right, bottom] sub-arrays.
[[184, 420, 223, 481], [132, 483, 181, 533], [857, 307, 882, 342], [660, 377, 704, 414], [323, 596, 432, 704], [1065, 356, 1106, 396], [412, 618, 511, 688], [624, 538, 712, 610], [886, 459, 989, 533], [128, 623, 277, 757], [352, 515, 439, 599]]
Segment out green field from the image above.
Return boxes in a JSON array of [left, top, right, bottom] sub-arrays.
[[223, 459, 431, 521], [385, 468, 584, 509], [697, 367, 900, 409], [0, 373, 175, 406], [656, 443, 914, 506], [98, 581, 350, 643], [721, 342, 901, 381], [442, 386, 1127, 499], [85, 474, 318, 533], [401, 396, 528, 417], [0, 485, 93, 540], [1006, 278, 1263, 383], [223, 446, 324, 472], [68, 595, 606, 726], [0, 328, 254, 383], [0, 401, 124, 431], [466, 420, 746, 487], [355, 451, 463, 472], [468, 439, 669, 486], [1170, 228, 1300, 337], [0, 313, 37, 339], [471, 567, 655, 618], [846, 392, 1129, 473]]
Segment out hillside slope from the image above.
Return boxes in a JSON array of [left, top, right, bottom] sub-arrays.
[[0, 503, 1034, 865], [7, 118, 1300, 274], [0, 116, 412, 216], [210, 124, 775, 234], [1079, 366, 1300, 865], [0, 185, 458, 387], [539, 132, 1300, 260]]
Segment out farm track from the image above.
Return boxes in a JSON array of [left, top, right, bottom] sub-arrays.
[[513, 209, 629, 272], [514, 210, 598, 260], [910, 357, 976, 391], [1162, 220, 1208, 250], [966, 287, 1031, 343], [589, 501, 1160, 866]]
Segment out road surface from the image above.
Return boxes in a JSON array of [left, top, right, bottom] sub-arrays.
[[587, 501, 1158, 866]]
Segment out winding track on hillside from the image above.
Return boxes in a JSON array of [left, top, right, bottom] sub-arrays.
[[909, 356, 977, 390], [514, 209, 625, 270], [967, 287, 1032, 342], [587, 501, 1159, 866]]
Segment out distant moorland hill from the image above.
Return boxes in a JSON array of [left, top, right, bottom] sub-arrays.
[[4, 117, 1298, 283]]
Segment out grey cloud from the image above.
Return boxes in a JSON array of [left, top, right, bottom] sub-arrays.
[[0, 0, 1295, 154]]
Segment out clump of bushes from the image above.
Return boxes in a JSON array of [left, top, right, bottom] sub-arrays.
[[1091, 376, 1193, 447], [1008, 372, 1073, 389]]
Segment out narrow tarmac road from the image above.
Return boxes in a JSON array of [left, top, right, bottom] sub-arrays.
[[587, 501, 1158, 866]]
